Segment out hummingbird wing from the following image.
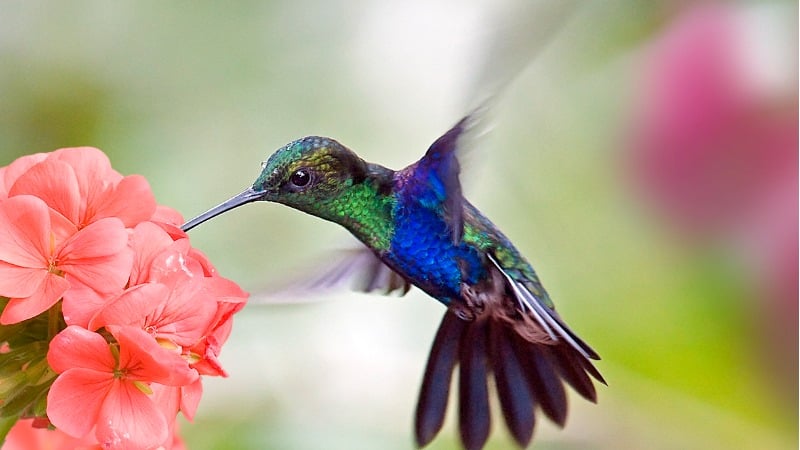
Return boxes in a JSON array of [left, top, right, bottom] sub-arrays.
[[415, 116, 469, 244], [487, 253, 599, 360], [307, 247, 411, 296], [251, 247, 411, 302]]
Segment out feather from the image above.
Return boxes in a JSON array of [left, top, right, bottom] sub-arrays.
[[415, 311, 467, 447], [415, 117, 469, 244], [515, 336, 568, 427], [249, 247, 410, 303], [457, 315, 491, 450], [489, 321, 536, 447], [487, 254, 599, 360]]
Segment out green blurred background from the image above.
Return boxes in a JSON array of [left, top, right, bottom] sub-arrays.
[[0, 1, 796, 449]]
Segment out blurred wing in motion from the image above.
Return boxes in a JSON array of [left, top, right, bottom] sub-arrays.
[[249, 247, 411, 303], [455, 0, 584, 159]]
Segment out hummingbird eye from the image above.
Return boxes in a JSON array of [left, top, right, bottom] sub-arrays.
[[289, 169, 311, 188]]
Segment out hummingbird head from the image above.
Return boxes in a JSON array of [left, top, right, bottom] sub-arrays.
[[179, 136, 375, 232], [252, 136, 369, 211]]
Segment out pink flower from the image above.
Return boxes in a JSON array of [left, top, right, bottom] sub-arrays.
[[626, 3, 797, 389], [0, 195, 132, 324], [4, 419, 100, 450], [7, 147, 156, 229], [46, 325, 197, 450], [0, 146, 249, 446], [89, 279, 217, 349], [0, 153, 47, 198]]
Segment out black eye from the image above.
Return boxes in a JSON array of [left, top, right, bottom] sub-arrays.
[[290, 169, 311, 187]]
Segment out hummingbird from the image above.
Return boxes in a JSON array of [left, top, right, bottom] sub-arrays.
[[182, 115, 604, 450]]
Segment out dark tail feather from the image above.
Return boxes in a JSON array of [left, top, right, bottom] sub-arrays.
[[458, 317, 491, 450], [515, 333, 568, 426], [489, 322, 536, 447], [547, 344, 606, 402], [416, 310, 603, 449], [415, 312, 466, 447]]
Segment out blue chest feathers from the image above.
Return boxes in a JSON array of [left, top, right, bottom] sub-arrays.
[[388, 202, 484, 304]]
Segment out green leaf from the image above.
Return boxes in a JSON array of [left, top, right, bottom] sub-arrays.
[[0, 414, 19, 446]]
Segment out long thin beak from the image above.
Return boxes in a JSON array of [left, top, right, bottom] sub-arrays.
[[181, 187, 266, 232]]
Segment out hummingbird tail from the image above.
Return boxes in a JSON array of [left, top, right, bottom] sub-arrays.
[[414, 309, 605, 450]]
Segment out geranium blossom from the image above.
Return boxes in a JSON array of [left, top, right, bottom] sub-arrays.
[[47, 325, 197, 450], [0, 195, 132, 325], [4, 418, 100, 450], [6, 147, 156, 229], [0, 146, 248, 449]]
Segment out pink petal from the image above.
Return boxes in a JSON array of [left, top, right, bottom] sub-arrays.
[[48, 207, 79, 246], [50, 147, 118, 196], [179, 378, 203, 421], [47, 325, 116, 373], [68, 262, 130, 300], [149, 384, 180, 426], [146, 239, 195, 283], [46, 368, 112, 438], [0, 152, 48, 196], [152, 220, 187, 241], [95, 381, 168, 450], [58, 218, 133, 295], [153, 279, 217, 347], [150, 205, 184, 227], [128, 222, 175, 285], [4, 418, 99, 450], [204, 275, 249, 304], [91, 175, 156, 228], [58, 217, 129, 260], [61, 283, 116, 328], [0, 262, 47, 298], [0, 196, 51, 268], [62, 249, 133, 296], [8, 159, 81, 225], [89, 283, 169, 331], [0, 273, 69, 324], [110, 326, 198, 387]]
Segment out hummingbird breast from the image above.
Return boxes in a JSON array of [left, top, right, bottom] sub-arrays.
[[386, 201, 486, 304]]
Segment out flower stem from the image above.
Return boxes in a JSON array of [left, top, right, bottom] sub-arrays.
[[47, 303, 62, 341]]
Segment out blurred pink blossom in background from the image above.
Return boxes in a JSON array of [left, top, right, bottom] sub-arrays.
[[627, 2, 797, 392]]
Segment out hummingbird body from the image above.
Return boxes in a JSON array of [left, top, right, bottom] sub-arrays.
[[182, 116, 604, 450]]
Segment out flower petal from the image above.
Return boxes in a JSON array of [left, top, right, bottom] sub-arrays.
[[179, 378, 203, 421], [91, 175, 156, 227], [0, 273, 69, 324], [150, 205, 184, 227], [89, 283, 169, 331], [58, 217, 129, 260], [47, 325, 116, 373], [0, 196, 51, 268], [46, 368, 112, 438], [110, 326, 198, 387], [95, 381, 168, 450], [128, 221, 175, 285], [0, 152, 48, 197], [58, 218, 133, 295], [0, 262, 46, 298], [8, 159, 81, 224], [4, 418, 99, 449], [61, 282, 116, 328]]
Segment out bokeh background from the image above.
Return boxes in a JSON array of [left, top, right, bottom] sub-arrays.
[[0, 1, 796, 449]]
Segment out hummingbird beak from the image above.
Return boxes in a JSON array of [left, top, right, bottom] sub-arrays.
[[181, 187, 266, 232]]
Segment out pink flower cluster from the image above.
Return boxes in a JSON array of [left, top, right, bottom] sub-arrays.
[[0, 147, 247, 449]]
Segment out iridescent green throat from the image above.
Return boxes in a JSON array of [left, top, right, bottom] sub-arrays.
[[330, 178, 395, 250], [291, 171, 396, 252]]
